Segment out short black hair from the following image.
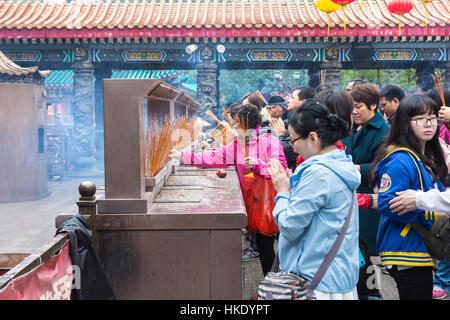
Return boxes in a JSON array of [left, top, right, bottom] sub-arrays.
[[293, 86, 315, 100], [236, 103, 262, 129], [380, 84, 405, 101]]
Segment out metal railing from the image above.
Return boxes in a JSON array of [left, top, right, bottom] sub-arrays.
[[0, 182, 97, 292]]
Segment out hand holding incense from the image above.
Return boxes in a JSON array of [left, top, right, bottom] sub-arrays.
[[438, 106, 450, 124]]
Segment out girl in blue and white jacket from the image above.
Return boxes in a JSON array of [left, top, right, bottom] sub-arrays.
[[371, 94, 448, 300], [268, 100, 361, 300]]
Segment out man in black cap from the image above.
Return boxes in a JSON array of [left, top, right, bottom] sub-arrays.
[[260, 94, 288, 128], [260, 94, 298, 170]]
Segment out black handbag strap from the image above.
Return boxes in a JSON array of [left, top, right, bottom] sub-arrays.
[[306, 191, 355, 299]]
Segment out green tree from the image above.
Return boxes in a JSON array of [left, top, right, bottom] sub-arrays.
[[341, 69, 417, 91], [219, 69, 308, 106]]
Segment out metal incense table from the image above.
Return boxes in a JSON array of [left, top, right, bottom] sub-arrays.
[[95, 166, 246, 299], [83, 79, 247, 299]]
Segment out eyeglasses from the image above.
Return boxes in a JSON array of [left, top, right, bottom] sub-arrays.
[[410, 117, 439, 127], [289, 135, 302, 145]]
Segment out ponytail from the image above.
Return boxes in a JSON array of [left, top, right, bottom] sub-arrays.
[[327, 113, 348, 142]]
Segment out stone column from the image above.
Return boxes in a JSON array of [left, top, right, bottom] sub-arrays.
[[196, 47, 220, 118], [416, 62, 435, 92], [71, 51, 96, 173], [93, 67, 112, 171], [319, 47, 342, 90]]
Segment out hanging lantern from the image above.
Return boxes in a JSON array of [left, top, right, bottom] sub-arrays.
[[316, 0, 342, 35], [387, 0, 414, 35], [330, 0, 356, 31], [417, 0, 434, 27]]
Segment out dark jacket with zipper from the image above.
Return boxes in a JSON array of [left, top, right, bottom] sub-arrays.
[[341, 111, 390, 255], [56, 214, 116, 300]]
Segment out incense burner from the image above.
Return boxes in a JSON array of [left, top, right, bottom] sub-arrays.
[[98, 79, 200, 214]]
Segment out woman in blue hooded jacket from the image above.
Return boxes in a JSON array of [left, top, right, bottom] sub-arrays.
[[268, 100, 361, 300]]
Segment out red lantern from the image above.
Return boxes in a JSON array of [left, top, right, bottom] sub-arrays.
[[387, 0, 414, 35], [330, 0, 356, 31]]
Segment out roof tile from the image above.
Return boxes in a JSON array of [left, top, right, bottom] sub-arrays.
[[0, 0, 447, 36], [0, 49, 48, 77]]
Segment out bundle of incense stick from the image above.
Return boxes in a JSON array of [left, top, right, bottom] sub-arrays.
[[172, 116, 189, 150], [222, 107, 234, 128], [320, 70, 327, 85], [205, 109, 220, 124], [147, 115, 174, 177], [207, 109, 236, 146], [145, 115, 198, 177], [433, 71, 446, 106], [257, 91, 268, 106]]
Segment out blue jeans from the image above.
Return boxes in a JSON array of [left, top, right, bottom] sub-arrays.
[[434, 260, 450, 292]]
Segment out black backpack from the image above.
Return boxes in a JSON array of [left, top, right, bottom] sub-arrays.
[[412, 218, 450, 261]]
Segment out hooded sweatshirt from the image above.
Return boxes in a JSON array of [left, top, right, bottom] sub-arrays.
[[273, 149, 361, 293]]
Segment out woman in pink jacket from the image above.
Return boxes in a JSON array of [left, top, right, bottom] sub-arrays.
[[170, 103, 288, 276]]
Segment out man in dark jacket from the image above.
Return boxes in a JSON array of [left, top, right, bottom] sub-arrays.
[[266, 88, 316, 170], [380, 84, 405, 124]]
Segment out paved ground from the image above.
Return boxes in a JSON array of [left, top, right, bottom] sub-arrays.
[[0, 176, 105, 254]]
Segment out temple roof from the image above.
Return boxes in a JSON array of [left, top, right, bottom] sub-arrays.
[[0, 50, 49, 77], [0, 0, 448, 39], [44, 69, 184, 87]]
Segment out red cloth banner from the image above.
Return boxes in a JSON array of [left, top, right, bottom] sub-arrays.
[[0, 241, 73, 300]]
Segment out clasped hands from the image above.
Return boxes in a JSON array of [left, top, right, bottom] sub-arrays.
[[267, 159, 292, 193]]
